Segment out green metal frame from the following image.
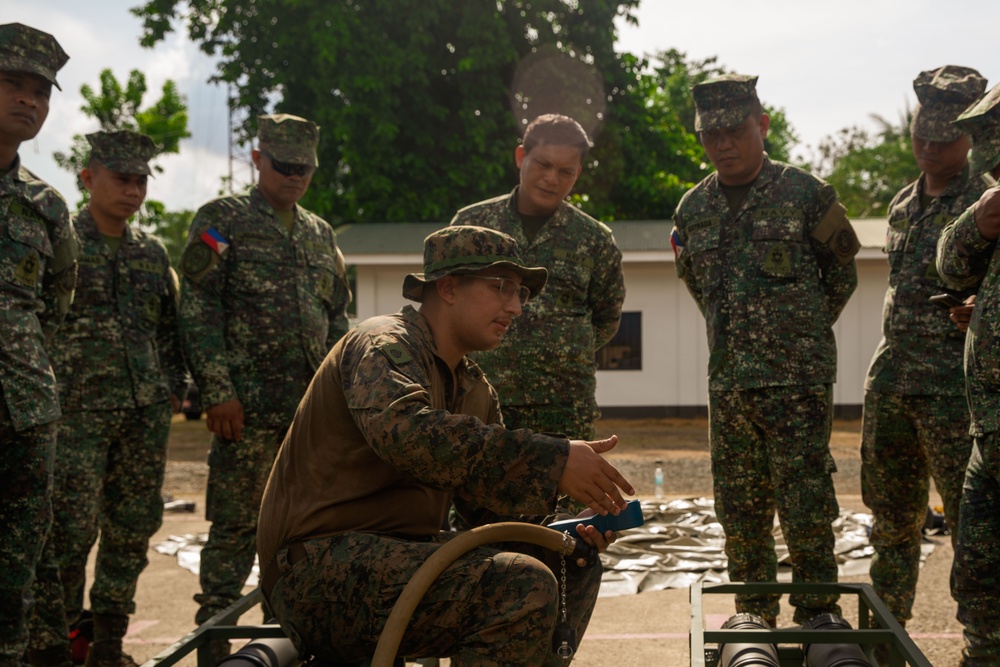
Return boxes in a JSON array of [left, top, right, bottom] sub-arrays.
[[690, 582, 933, 667], [139, 589, 285, 667]]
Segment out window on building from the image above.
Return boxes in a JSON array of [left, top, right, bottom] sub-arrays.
[[596, 312, 641, 370]]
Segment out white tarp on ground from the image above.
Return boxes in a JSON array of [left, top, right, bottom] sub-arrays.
[[153, 497, 938, 597]]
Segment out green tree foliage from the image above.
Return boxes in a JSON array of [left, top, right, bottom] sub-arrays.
[[54, 69, 191, 197], [134, 0, 645, 222], [809, 108, 918, 217], [132, 2, 800, 222], [136, 202, 194, 268], [52, 68, 194, 258], [581, 48, 799, 219]]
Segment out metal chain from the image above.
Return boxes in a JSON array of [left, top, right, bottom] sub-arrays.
[[559, 533, 569, 622]]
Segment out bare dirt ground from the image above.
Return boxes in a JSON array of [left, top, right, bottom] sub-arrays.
[[139, 415, 962, 667]]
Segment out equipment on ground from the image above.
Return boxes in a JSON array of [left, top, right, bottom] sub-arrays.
[[691, 582, 932, 667]]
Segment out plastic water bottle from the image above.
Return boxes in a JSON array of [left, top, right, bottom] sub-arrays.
[[654, 460, 664, 499]]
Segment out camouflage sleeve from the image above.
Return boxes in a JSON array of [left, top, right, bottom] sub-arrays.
[[178, 205, 235, 408], [809, 193, 859, 322], [671, 209, 707, 316], [40, 204, 79, 339], [344, 333, 569, 517], [590, 234, 625, 349], [158, 263, 189, 401], [937, 203, 996, 291], [326, 243, 352, 346]]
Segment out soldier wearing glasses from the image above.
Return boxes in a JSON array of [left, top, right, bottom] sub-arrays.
[[257, 225, 632, 666], [178, 113, 351, 652]]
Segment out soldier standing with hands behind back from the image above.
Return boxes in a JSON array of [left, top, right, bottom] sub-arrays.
[[0, 23, 77, 667], [179, 114, 350, 658], [27, 131, 187, 667], [671, 74, 860, 627]]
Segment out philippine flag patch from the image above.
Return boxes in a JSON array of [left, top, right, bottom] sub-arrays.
[[200, 227, 230, 256], [670, 227, 684, 259]]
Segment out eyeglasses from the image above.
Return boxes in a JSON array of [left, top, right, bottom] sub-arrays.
[[456, 274, 531, 306], [264, 152, 314, 177]]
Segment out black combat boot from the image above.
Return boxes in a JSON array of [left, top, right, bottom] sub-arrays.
[[82, 614, 136, 667]]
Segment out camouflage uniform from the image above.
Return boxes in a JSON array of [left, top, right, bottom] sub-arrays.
[[938, 90, 1000, 666], [672, 75, 860, 624], [450, 190, 624, 440], [180, 115, 351, 624], [957, 81, 1000, 183], [0, 24, 76, 667], [258, 227, 601, 666], [861, 66, 989, 626]]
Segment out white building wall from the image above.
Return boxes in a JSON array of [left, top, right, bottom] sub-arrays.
[[351, 252, 890, 411], [833, 255, 890, 406], [594, 261, 709, 409]]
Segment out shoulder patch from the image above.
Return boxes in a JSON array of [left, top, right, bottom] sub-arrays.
[[378, 342, 413, 367], [181, 242, 218, 281], [200, 227, 230, 255]]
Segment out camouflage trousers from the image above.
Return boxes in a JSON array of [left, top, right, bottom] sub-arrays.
[[861, 391, 972, 623], [709, 384, 841, 624], [951, 432, 1000, 666], [0, 403, 56, 664], [265, 531, 602, 666], [195, 411, 288, 623], [501, 401, 598, 441], [502, 402, 598, 516], [29, 402, 171, 650]]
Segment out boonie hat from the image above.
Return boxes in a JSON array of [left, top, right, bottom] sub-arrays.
[[0, 23, 68, 90], [86, 130, 157, 176], [692, 74, 759, 132], [403, 226, 548, 302], [257, 113, 320, 167], [954, 82, 1000, 176], [910, 65, 987, 143]]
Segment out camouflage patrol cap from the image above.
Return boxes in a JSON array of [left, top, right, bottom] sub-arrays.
[[910, 65, 987, 143], [86, 130, 157, 176], [692, 74, 760, 132], [0, 23, 69, 90], [403, 226, 548, 302], [257, 113, 320, 167], [954, 82, 1000, 176]]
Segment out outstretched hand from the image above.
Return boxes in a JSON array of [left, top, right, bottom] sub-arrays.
[[557, 435, 635, 518]]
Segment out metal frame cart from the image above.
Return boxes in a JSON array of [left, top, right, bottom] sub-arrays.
[[690, 582, 933, 667]]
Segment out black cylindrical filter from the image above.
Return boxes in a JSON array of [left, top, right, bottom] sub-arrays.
[[803, 613, 874, 666], [719, 613, 780, 667]]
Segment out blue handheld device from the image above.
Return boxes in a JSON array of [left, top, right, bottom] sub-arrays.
[[546, 499, 645, 534]]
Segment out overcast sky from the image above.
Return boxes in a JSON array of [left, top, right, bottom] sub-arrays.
[[7, 0, 1000, 212]]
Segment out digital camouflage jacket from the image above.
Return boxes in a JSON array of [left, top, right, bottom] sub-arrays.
[[179, 187, 350, 415], [50, 208, 187, 410], [672, 157, 859, 390], [0, 158, 78, 431]]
